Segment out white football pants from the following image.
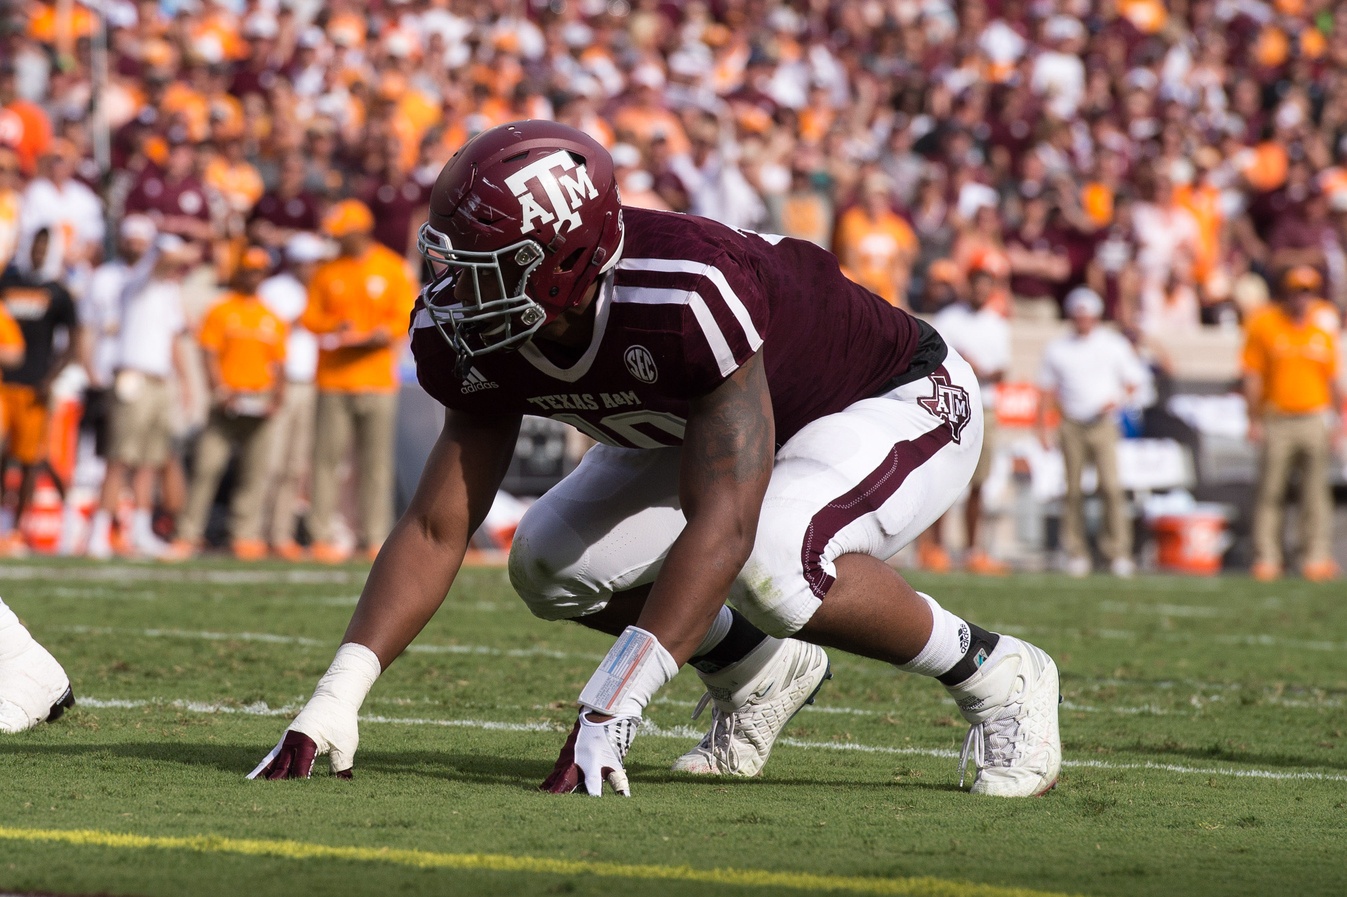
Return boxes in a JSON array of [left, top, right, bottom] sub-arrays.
[[508, 350, 982, 637]]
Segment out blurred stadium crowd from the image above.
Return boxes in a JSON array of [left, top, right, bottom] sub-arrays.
[[0, 0, 1344, 567]]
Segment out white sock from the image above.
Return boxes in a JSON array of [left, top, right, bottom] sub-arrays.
[[132, 509, 155, 543], [58, 505, 83, 555], [896, 592, 970, 679], [88, 510, 112, 546], [691, 605, 734, 658]]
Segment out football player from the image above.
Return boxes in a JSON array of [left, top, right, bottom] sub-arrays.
[[253, 122, 1061, 797], [0, 597, 74, 733]]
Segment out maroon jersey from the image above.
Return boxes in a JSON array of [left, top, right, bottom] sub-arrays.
[[124, 170, 212, 224], [412, 208, 931, 449], [357, 177, 433, 257], [248, 189, 321, 234]]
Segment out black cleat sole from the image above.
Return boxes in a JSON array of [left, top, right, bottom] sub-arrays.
[[45, 686, 75, 723]]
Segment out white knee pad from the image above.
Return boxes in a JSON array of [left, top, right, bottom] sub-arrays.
[[728, 549, 822, 639], [507, 501, 606, 621]]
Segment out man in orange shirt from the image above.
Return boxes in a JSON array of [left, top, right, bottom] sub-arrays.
[[302, 200, 416, 561], [0, 62, 51, 177], [0, 300, 25, 400], [1243, 266, 1343, 582], [170, 247, 286, 560], [833, 174, 917, 307]]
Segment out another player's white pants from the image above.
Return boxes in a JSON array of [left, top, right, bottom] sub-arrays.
[[509, 350, 983, 637]]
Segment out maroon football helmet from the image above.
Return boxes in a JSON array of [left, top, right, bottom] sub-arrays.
[[418, 120, 624, 361]]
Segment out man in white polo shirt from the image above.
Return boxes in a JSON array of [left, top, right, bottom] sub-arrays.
[[258, 233, 325, 559], [1038, 287, 1147, 578], [86, 234, 196, 560], [931, 266, 1012, 573]]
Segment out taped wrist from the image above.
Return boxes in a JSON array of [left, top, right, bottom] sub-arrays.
[[578, 626, 678, 718], [311, 643, 382, 711]]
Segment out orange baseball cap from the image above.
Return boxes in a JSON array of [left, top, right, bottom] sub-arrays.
[[1282, 265, 1322, 292], [238, 246, 272, 272], [322, 199, 375, 237]]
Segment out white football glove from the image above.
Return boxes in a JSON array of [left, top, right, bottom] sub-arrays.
[[541, 712, 639, 796], [249, 691, 360, 779], [248, 643, 380, 780]]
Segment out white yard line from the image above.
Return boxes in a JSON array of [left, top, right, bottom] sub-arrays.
[[1061, 701, 1181, 715], [55, 625, 583, 660], [0, 564, 365, 585], [74, 695, 1347, 784], [1097, 600, 1224, 618], [60, 625, 326, 646], [992, 623, 1347, 653], [53, 625, 1347, 708]]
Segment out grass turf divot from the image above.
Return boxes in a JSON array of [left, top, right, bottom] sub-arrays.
[[0, 826, 1080, 897]]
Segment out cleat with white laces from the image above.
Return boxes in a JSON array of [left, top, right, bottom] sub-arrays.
[[948, 635, 1061, 797], [672, 638, 830, 777]]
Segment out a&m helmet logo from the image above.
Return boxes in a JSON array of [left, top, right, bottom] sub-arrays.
[[504, 151, 599, 237], [917, 371, 972, 443], [624, 345, 658, 384]]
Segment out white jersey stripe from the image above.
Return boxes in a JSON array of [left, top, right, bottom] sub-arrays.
[[618, 257, 763, 350], [614, 286, 689, 306], [689, 294, 738, 377], [701, 266, 763, 350], [614, 283, 738, 377]]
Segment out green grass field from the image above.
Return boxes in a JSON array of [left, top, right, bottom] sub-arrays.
[[1, 560, 1345, 897]]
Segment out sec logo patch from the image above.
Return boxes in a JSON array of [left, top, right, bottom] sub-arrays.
[[624, 345, 658, 383]]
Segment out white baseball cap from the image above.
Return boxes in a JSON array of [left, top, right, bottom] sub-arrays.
[[1064, 286, 1104, 318], [119, 214, 157, 242], [285, 232, 332, 264], [609, 143, 641, 169]]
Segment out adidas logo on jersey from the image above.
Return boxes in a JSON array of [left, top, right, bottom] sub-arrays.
[[460, 367, 499, 394]]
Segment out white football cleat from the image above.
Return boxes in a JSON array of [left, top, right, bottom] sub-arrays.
[[0, 600, 75, 734], [948, 634, 1061, 797], [672, 638, 830, 777]]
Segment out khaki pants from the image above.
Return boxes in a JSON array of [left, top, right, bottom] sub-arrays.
[[1060, 415, 1131, 563], [108, 374, 175, 468], [309, 390, 397, 548], [1253, 412, 1334, 568], [262, 382, 317, 546], [178, 408, 277, 544]]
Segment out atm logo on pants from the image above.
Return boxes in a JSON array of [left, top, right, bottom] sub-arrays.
[[918, 371, 972, 444]]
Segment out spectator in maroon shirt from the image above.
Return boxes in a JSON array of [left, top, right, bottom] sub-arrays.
[[1267, 183, 1341, 287], [648, 133, 691, 213], [353, 139, 432, 259], [1087, 192, 1142, 324], [247, 153, 322, 252], [1006, 187, 1071, 318], [123, 129, 215, 249]]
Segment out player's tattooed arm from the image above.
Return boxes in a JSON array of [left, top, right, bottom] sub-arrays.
[[632, 352, 776, 665], [684, 350, 776, 487]]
